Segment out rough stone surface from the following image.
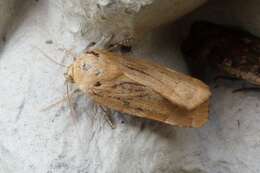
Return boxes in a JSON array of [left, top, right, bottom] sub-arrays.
[[0, 0, 260, 173]]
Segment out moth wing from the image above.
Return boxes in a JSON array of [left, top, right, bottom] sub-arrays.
[[222, 65, 260, 85], [221, 48, 260, 85], [88, 75, 208, 128], [95, 50, 211, 110]]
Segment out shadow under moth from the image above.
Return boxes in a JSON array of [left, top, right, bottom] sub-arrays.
[[65, 49, 211, 128], [182, 21, 260, 86]]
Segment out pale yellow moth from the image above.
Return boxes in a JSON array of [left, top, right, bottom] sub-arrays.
[[65, 49, 211, 128]]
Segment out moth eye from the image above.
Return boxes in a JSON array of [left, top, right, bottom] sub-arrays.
[[81, 63, 92, 71], [94, 81, 101, 87]]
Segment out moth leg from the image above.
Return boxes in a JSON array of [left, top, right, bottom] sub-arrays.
[[58, 47, 78, 59], [33, 46, 67, 67], [213, 75, 240, 89], [108, 44, 132, 53], [214, 75, 240, 82], [100, 106, 116, 129], [85, 35, 114, 52], [214, 75, 260, 92], [232, 87, 260, 93], [40, 89, 81, 111], [107, 37, 134, 53]]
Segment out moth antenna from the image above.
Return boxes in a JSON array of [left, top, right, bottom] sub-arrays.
[[40, 97, 67, 112], [33, 46, 67, 67], [58, 47, 77, 61], [66, 83, 76, 120], [40, 89, 79, 112], [100, 106, 116, 129]]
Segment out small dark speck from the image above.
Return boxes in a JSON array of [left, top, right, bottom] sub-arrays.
[[2, 35, 6, 42], [237, 120, 240, 128], [55, 113, 61, 117], [94, 81, 101, 87], [88, 41, 96, 47], [123, 101, 129, 106], [100, 15, 107, 20], [95, 70, 101, 76], [29, 164, 35, 168], [140, 122, 145, 131], [136, 107, 144, 111], [16, 99, 26, 122], [58, 154, 66, 159], [124, 8, 133, 14], [45, 40, 53, 44], [87, 51, 99, 57], [54, 162, 69, 169], [213, 84, 219, 89], [35, 0, 39, 2], [121, 120, 125, 124], [120, 45, 132, 53]]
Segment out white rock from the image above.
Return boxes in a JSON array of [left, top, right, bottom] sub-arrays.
[[1, 0, 260, 173]]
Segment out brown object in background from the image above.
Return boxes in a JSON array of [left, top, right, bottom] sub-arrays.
[[181, 21, 260, 85], [66, 49, 211, 128]]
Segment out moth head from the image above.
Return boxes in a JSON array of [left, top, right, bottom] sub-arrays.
[[64, 50, 121, 90]]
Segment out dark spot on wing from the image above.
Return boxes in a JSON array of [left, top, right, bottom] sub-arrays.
[[87, 51, 100, 57], [94, 81, 102, 87]]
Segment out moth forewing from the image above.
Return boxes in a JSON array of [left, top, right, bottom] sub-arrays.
[[89, 75, 209, 128], [93, 49, 211, 110], [67, 49, 211, 127]]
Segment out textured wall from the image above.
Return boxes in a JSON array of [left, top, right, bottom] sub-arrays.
[[0, 0, 260, 173], [43, 0, 206, 47]]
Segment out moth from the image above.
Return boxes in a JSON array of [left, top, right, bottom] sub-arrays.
[[181, 21, 260, 86], [65, 49, 211, 128]]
